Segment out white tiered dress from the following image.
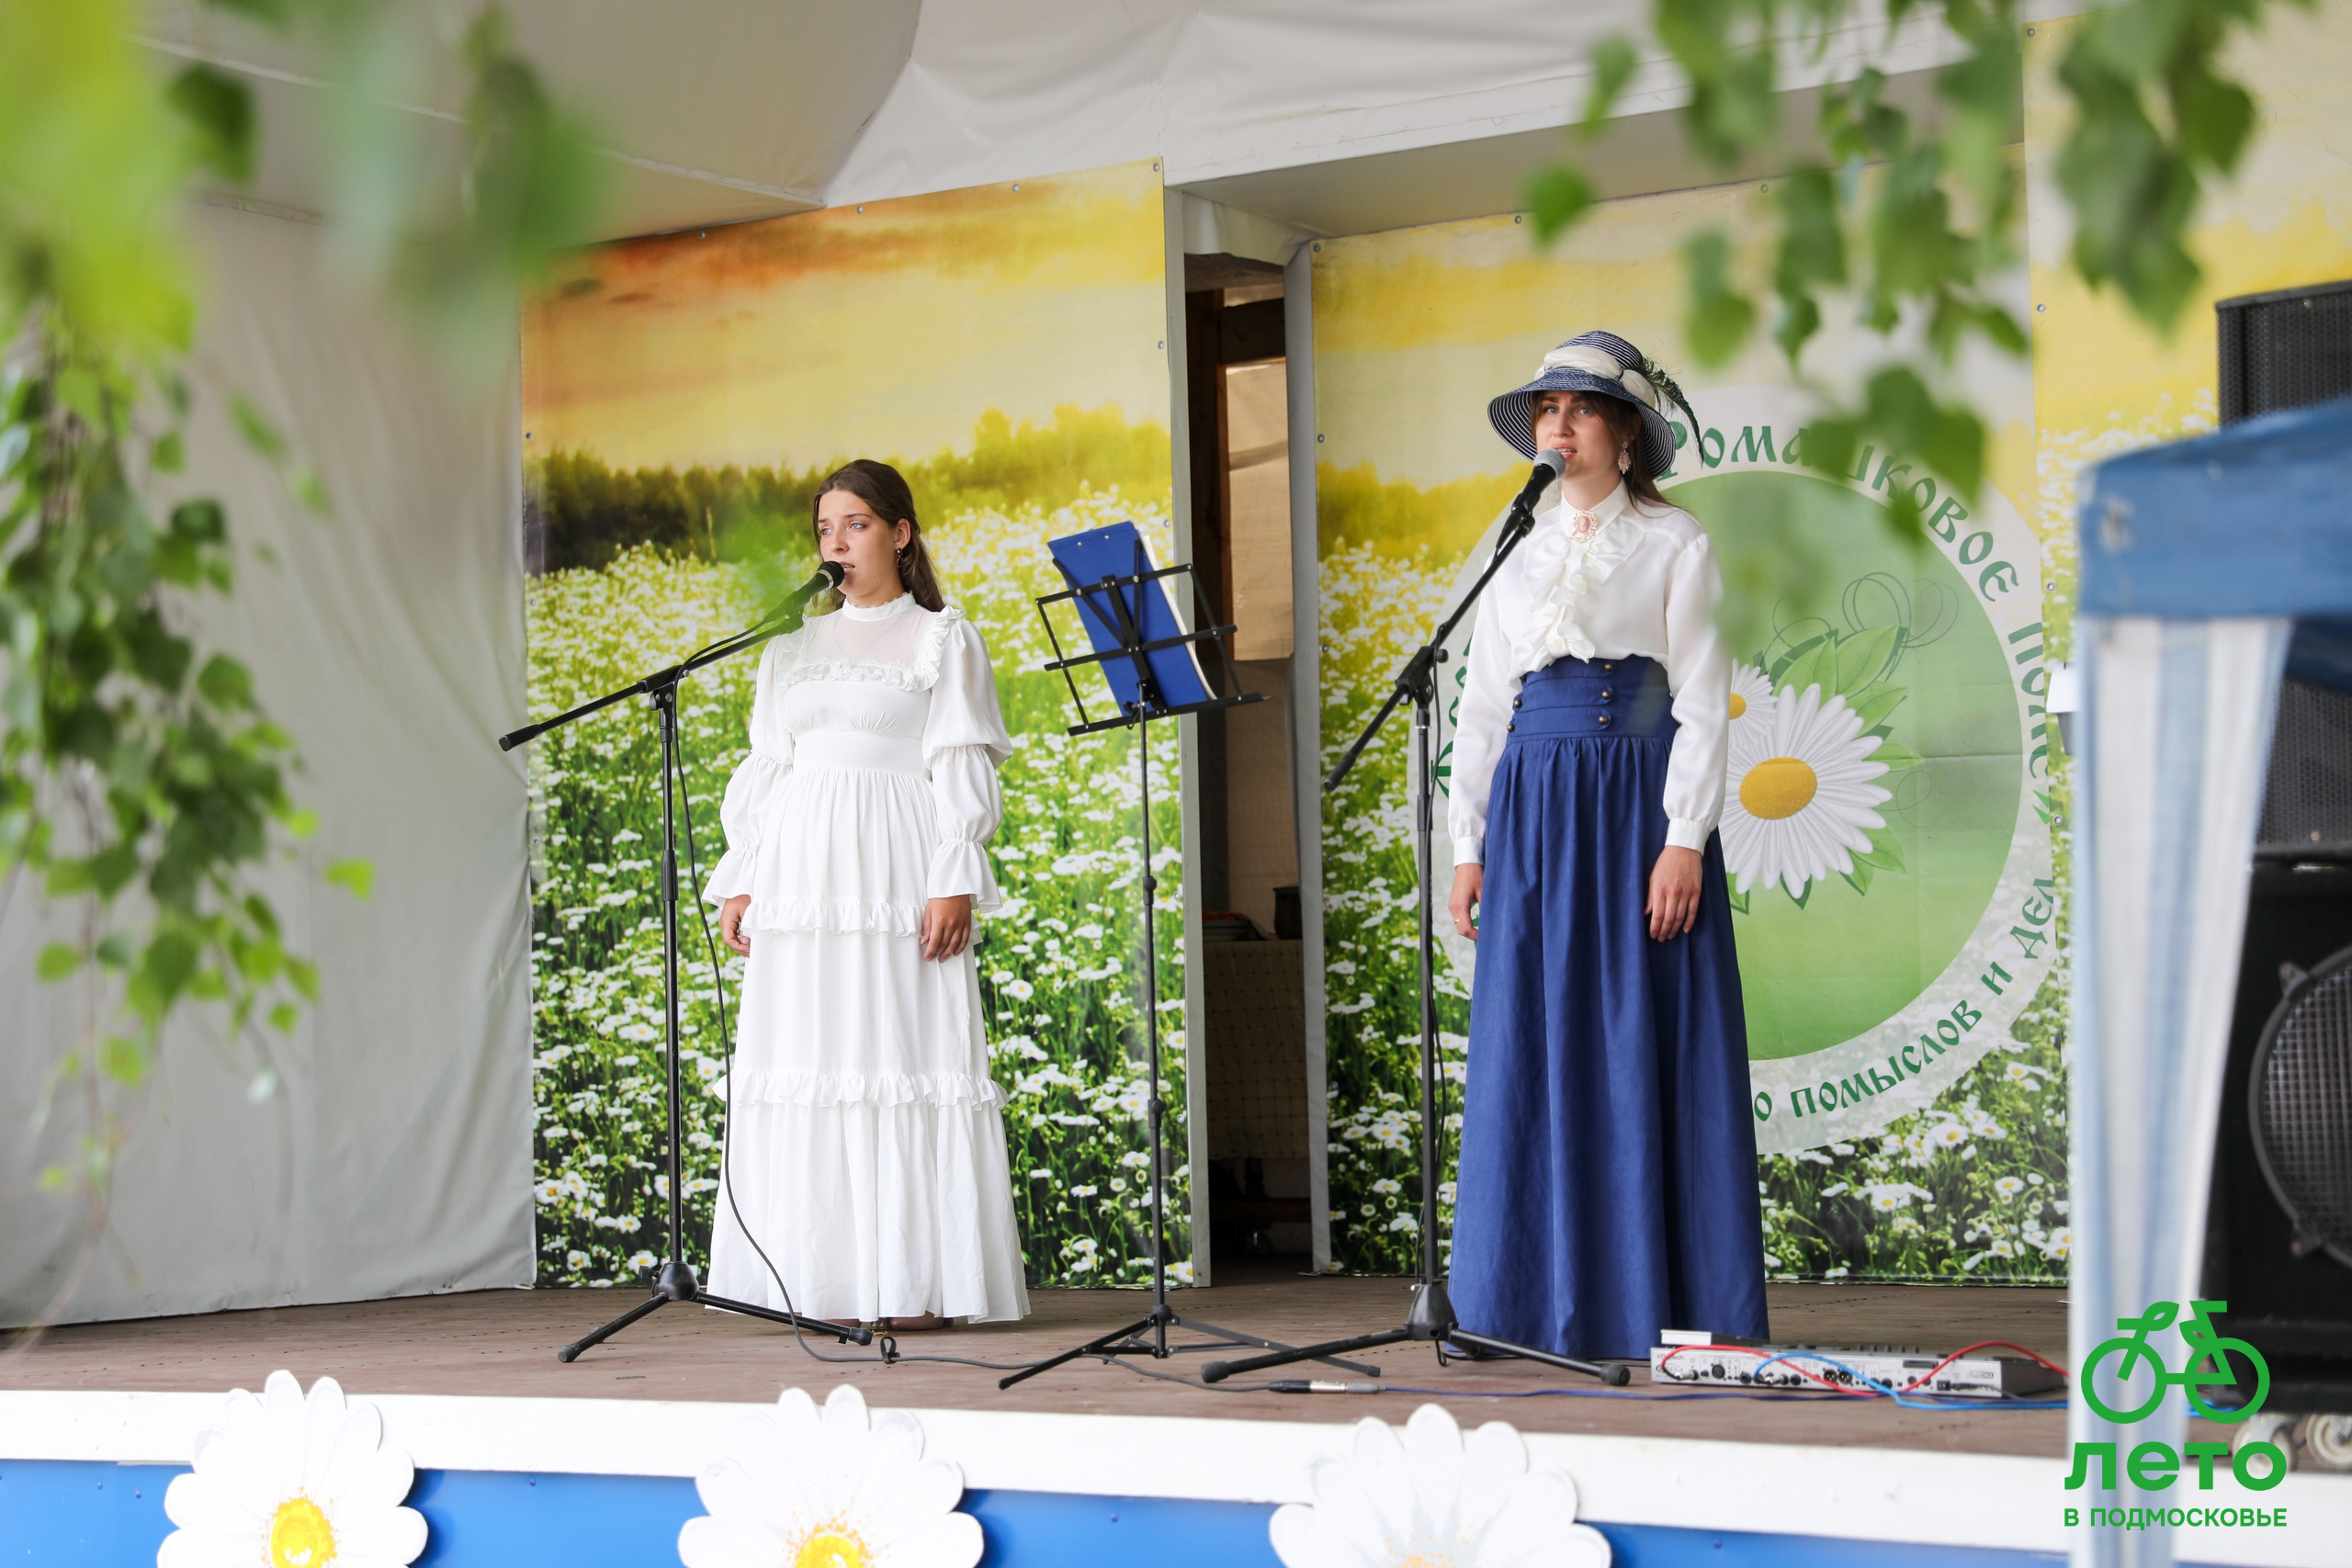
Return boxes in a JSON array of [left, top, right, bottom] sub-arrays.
[[701, 592, 1030, 1323]]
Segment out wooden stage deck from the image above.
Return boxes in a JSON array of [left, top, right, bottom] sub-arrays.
[[6, 1267, 2070, 1459]]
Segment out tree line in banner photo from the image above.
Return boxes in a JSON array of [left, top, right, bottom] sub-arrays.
[[1319, 384, 2069, 1284]]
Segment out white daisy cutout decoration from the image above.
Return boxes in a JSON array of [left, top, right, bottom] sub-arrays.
[[1270, 1403, 1609, 1568], [678, 1384, 980, 1568], [1725, 660, 1776, 745], [160, 1371, 425, 1568], [1720, 682, 1892, 899]]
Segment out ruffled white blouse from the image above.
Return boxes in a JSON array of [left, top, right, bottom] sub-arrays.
[[702, 592, 1012, 922], [1448, 482, 1731, 865]]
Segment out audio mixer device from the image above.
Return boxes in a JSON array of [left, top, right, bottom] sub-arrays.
[[1650, 1330, 2066, 1399]]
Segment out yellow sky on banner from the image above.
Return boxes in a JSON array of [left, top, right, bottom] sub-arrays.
[[1311, 179, 2039, 525], [521, 160, 1170, 472]]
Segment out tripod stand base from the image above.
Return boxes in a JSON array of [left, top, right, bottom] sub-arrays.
[[558, 1259, 871, 1362], [1197, 1280, 1629, 1386], [998, 1303, 1381, 1390]]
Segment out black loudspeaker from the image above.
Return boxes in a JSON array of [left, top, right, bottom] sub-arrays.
[[2217, 279, 2352, 423], [2200, 284, 2352, 1415], [2205, 862, 2352, 1412]]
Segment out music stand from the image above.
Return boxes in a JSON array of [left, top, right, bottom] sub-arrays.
[[998, 523, 1377, 1389], [1198, 466, 1629, 1388], [500, 592, 871, 1362]]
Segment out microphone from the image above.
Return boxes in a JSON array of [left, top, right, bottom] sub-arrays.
[[1512, 447, 1567, 513], [763, 559, 845, 624]]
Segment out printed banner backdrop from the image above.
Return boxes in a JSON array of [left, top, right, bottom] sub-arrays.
[[519, 160, 1193, 1292], [1311, 186, 2072, 1283]]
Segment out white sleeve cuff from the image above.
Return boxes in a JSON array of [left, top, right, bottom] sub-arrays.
[[927, 839, 1002, 909], [702, 847, 754, 906], [1452, 836, 1485, 867], [1665, 818, 1709, 852]]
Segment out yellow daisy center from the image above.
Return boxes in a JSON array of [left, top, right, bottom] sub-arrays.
[[1727, 691, 1747, 719], [268, 1495, 336, 1568], [794, 1526, 870, 1568], [1739, 756, 1818, 820]]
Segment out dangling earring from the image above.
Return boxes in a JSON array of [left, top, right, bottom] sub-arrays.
[[1616, 446, 1633, 475]]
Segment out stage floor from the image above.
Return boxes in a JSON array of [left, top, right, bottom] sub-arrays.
[[6, 1267, 2069, 1459]]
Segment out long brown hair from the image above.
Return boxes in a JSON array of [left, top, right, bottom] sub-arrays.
[[809, 459, 946, 613]]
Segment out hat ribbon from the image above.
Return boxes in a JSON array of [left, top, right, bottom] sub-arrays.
[[1538, 344, 1659, 412]]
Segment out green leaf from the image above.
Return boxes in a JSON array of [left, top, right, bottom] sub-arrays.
[[100, 1036, 150, 1089], [231, 396, 288, 461], [1582, 34, 1640, 131], [1523, 164, 1597, 246], [1848, 682, 1908, 733], [37, 943, 82, 981], [166, 65, 256, 186], [293, 469, 332, 516], [1683, 229, 1756, 367], [89, 843, 140, 897], [326, 859, 375, 900], [1859, 827, 1907, 874], [137, 931, 199, 1010], [197, 653, 254, 710], [170, 499, 226, 543], [1778, 637, 1837, 702], [152, 431, 185, 474], [1842, 858, 1877, 897], [1871, 739, 1926, 770], [268, 1001, 300, 1033], [285, 807, 319, 840], [2175, 62, 2256, 175], [1834, 626, 1901, 695]]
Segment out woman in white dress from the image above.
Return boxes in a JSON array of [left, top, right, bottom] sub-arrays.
[[706, 459, 1030, 1330]]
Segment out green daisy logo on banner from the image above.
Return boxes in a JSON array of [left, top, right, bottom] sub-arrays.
[[1434, 386, 2054, 1156]]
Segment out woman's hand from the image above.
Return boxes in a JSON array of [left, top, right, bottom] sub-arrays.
[[1448, 863, 1484, 942], [719, 895, 752, 956], [1646, 846, 1704, 941], [922, 895, 975, 961]]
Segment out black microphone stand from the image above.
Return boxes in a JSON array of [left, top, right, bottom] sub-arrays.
[[999, 543, 1379, 1389], [500, 572, 872, 1362], [1202, 462, 1630, 1387]]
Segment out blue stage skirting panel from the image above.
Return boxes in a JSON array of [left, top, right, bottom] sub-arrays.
[[0, 1460, 2087, 1566]]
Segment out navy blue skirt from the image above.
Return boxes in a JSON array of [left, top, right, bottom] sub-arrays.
[[1449, 655, 1768, 1361]]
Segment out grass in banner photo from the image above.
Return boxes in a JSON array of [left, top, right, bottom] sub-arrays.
[[523, 409, 1193, 1292], [1314, 468, 2069, 1284]]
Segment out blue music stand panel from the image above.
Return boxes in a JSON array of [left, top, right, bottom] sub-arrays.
[[1046, 522, 1213, 716]]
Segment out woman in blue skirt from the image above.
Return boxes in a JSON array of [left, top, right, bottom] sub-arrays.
[[1443, 330, 1768, 1362]]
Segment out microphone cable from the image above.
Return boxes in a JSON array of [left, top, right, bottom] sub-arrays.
[[671, 672, 1053, 1377]]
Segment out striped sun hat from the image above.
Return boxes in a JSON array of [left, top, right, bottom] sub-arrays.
[[1487, 330, 1697, 480]]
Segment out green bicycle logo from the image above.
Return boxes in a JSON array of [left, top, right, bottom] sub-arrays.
[[2083, 1300, 2269, 1425]]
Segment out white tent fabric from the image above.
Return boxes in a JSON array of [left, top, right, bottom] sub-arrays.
[[0, 201, 534, 1325], [2069, 615, 2289, 1567], [826, 0, 1980, 212]]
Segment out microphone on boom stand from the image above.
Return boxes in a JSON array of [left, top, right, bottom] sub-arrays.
[[1509, 446, 1567, 518], [497, 560, 842, 756], [759, 559, 845, 626]]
